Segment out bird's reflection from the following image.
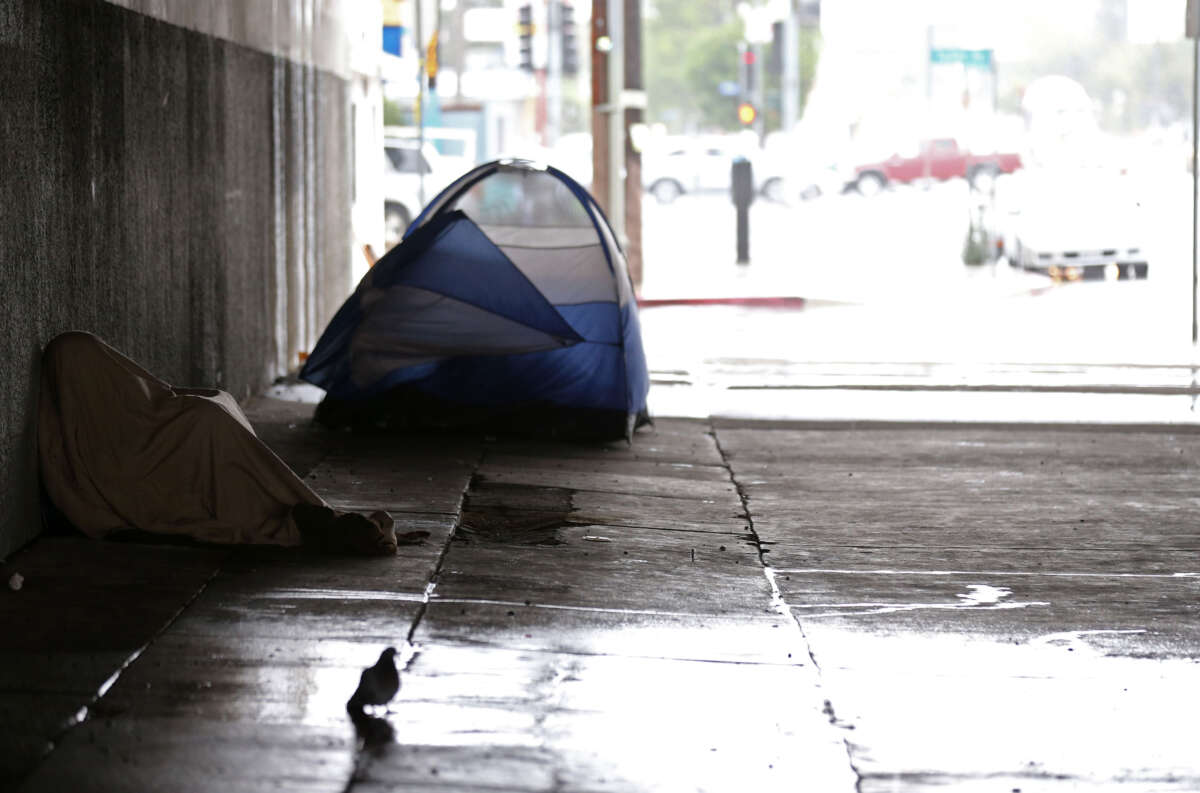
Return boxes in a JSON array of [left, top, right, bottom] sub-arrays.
[[350, 710, 395, 753]]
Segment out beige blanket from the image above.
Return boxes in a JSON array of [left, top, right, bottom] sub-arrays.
[[38, 331, 324, 546]]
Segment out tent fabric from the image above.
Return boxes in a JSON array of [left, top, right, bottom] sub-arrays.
[[38, 331, 324, 547], [301, 160, 650, 439], [301, 209, 585, 399]]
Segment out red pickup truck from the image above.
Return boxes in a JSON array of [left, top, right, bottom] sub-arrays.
[[852, 138, 1022, 194]]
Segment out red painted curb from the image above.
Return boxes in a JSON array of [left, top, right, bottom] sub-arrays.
[[637, 296, 808, 309]]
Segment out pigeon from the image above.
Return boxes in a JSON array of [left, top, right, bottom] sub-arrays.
[[347, 647, 400, 714]]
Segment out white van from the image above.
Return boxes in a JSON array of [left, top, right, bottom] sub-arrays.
[[382, 128, 477, 248]]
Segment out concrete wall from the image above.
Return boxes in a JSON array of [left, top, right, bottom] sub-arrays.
[[0, 0, 356, 557]]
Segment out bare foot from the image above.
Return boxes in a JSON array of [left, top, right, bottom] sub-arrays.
[[294, 503, 336, 550], [367, 510, 431, 546], [333, 512, 397, 556], [295, 503, 396, 556]]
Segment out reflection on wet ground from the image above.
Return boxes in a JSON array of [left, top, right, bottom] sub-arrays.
[[3, 403, 1200, 791], [458, 481, 576, 546]]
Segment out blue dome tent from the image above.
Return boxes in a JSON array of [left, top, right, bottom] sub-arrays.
[[300, 159, 650, 441]]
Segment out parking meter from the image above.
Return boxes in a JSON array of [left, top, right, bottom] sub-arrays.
[[731, 157, 754, 264], [731, 157, 755, 207]]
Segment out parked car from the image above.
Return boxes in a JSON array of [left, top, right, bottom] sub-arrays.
[[642, 136, 777, 204], [997, 167, 1148, 281], [758, 131, 855, 202], [851, 137, 1022, 195], [382, 137, 461, 248], [769, 158, 853, 201]]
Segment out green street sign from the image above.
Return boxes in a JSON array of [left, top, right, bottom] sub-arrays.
[[930, 47, 993, 68]]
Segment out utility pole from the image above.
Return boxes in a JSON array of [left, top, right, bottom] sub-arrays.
[[738, 3, 772, 142], [416, 0, 426, 205], [781, 0, 799, 132], [623, 0, 644, 288], [924, 23, 934, 185], [591, 0, 625, 245], [1190, 0, 1199, 343], [606, 0, 625, 246], [452, 0, 465, 101], [753, 40, 765, 139], [1193, 24, 1199, 344], [591, 1, 609, 210], [546, 0, 562, 146]]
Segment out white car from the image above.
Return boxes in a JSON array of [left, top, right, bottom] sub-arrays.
[[999, 168, 1148, 281], [760, 131, 855, 202], [382, 138, 462, 248], [775, 158, 854, 201], [641, 136, 775, 204]]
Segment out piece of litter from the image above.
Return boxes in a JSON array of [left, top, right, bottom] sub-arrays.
[[581, 535, 612, 543], [8, 573, 23, 591]]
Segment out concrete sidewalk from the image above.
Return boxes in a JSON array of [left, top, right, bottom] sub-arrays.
[[2, 395, 1199, 791]]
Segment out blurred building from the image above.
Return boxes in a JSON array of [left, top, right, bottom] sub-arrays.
[[802, 0, 1007, 154], [802, 0, 1187, 159], [380, 0, 592, 161]]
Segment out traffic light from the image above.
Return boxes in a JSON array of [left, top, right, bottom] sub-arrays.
[[518, 3, 533, 71], [737, 101, 757, 125], [426, 29, 439, 90], [740, 45, 756, 96], [561, 1, 578, 75], [769, 20, 784, 73]]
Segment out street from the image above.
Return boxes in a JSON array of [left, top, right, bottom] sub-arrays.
[[638, 174, 1200, 423]]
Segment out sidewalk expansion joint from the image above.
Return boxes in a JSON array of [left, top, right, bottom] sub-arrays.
[[708, 421, 865, 793], [341, 448, 483, 793], [404, 447, 485, 643]]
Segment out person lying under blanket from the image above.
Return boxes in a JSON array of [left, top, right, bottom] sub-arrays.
[[38, 331, 404, 556]]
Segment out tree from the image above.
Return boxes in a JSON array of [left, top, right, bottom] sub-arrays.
[[645, 0, 822, 134], [645, 0, 742, 132], [996, 8, 1191, 134]]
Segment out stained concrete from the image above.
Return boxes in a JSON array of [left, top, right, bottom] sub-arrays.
[[2, 398, 1200, 790], [0, 0, 353, 557]]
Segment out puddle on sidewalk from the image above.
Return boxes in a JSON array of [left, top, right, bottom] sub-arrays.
[[458, 482, 576, 546], [956, 584, 1012, 606]]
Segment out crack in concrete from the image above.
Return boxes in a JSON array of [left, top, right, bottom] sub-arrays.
[[708, 423, 865, 793], [341, 445, 483, 793], [405, 445, 486, 646], [774, 568, 1200, 578]]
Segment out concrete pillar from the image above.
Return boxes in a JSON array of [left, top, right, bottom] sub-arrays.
[[0, 0, 368, 557]]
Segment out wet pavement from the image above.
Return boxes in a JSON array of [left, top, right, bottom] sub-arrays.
[[2, 396, 1199, 791]]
